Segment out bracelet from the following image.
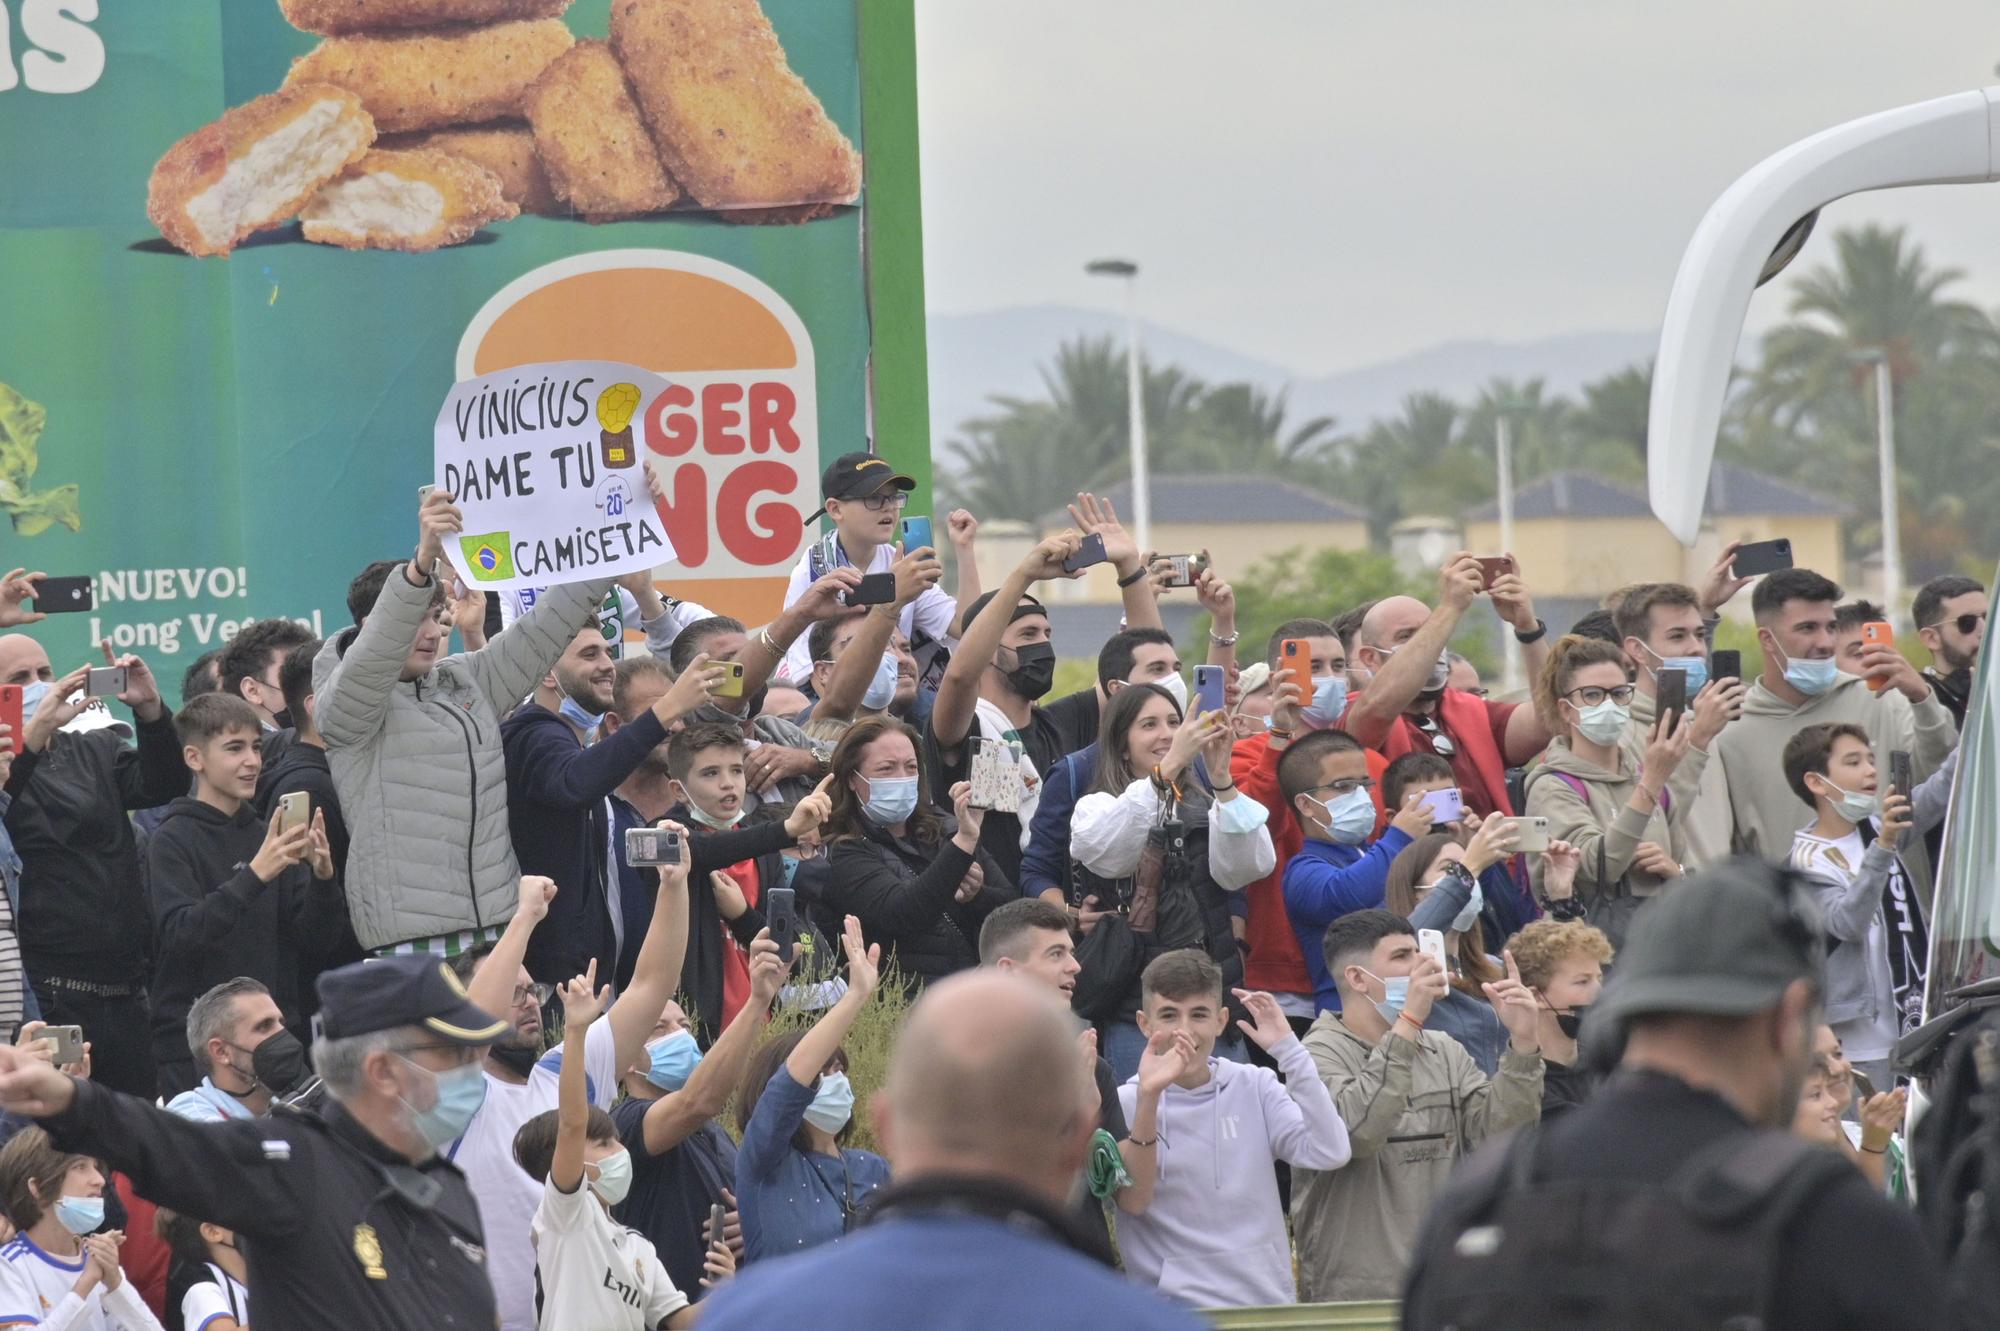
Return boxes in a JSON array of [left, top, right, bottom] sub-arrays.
[[1116, 564, 1149, 589], [756, 626, 781, 653], [1860, 1143, 1888, 1155], [1513, 618, 1548, 644], [1208, 630, 1239, 647], [1211, 780, 1236, 792], [1394, 1012, 1424, 1036], [1127, 1134, 1158, 1147], [1268, 726, 1295, 741]]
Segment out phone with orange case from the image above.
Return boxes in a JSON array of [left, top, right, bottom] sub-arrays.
[[1280, 639, 1312, 702], [1862, 622, 1894, 692]]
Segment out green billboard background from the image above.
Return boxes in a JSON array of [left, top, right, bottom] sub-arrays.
[[0, 0, 929, 701]]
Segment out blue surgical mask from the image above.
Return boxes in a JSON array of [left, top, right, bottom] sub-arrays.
[[1361, 970, 1409, 1026], [18, 680, 50, 727], [588, 1148, 633, 1205], [1312, 787, 1377, 845], [804, 1071, 854, 1134], [863, 775, 919, 826], [1773, 641, 1839, 697], [400, 1058, 489, 1150], [1638, 642, 1709, 697], [1450, 881, 1485, 935], [53, 1196, 103, 1236], [861, 652, 900, 711], [558, 694, 604, 736], [1302, 672, 1348, 728], [645, 1031, 703, 1092]]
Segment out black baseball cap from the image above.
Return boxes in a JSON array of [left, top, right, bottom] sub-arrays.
[[1589, 858, 1824, 1031], [314, 954, 510, 1047], [819, 451, 914, 506]]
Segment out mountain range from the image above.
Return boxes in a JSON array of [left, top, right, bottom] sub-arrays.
[[925, 303, 1662, 455]]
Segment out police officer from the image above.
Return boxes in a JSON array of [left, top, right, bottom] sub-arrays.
[[0, 954, 511, 1330], [1400, 858, 1945, 1329]]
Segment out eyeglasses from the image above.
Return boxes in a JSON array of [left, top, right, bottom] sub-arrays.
[[858, 491, 908, 512], [1923, 612, 1987, 637], [1562, 684, 1637, 707], [1309, 777, 1376, 797], [511, 983, 553, 1008]]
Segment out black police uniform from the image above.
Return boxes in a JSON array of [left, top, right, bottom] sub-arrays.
[[44, 1080, 496, 1330]]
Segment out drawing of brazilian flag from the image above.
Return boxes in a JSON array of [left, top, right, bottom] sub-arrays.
[[461, 532, 515, 582]]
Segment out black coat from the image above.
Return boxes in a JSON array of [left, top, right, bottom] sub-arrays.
[[825, 818, 1014, 990], [1071, 822, 1245, 1021]]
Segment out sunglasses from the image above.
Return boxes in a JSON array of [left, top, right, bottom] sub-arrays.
[[1924, 612, 1987, 637]]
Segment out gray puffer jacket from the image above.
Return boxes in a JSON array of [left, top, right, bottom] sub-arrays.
[[313, 566, 609, 950]]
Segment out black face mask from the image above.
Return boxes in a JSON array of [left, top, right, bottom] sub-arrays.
[[1001, 642, 1056, 702], [248, 1028, 308, 1095], [1555, 1006, 1589, 1040], [489, 1043, 540, 1078], [270, 707, 295, 731]]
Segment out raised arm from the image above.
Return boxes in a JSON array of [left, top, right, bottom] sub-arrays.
[[734, 567, 863, 704], [933, 533, 1083, 752], [467, 876, 556, 1021], [641, 935, 786, 1156], [945, 509, 982, 638], [1345, 555, 1481, 751], [551, 963, 608, 1194], [818, 545, 941, 723], [1068, 493, 1162, 633], [316, 491, 459, 747], [784, 917, 879, 1088], [609, 831, 693, 1076], [1194, 558, 1237, 677], [463, 577, 611, 717], [1237, 992, 1351, 1170]]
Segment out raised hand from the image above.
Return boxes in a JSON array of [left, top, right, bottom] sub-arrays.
[[1137, 1027, 1195, 1095], [949, 779, 986, 843], [23, 666, 88, 750], [785, 774, 835, 847], [946, 509, 979, 549], [308, 807, 336, 881], [745, 932, 787, 1007], [0, 569, 45, 627], [796, 566, 866, 621], [1641, 708, 1694, 785], [1162, 705, 1223, 783], [1389, 788, 1433, 840], [1066, 491, 1140, 575], [1018, 531, 1084, 583], [1268, 664, 1307, 735], [840, 914, 881, 998], [1199, 711, 1238, 782], [0, 1044, 78, 1117], [1401, 953, 1450, 1026], [1698, 539, 1755, 617], [1859, 644, 1929, 703], [99, 641, 163, 719], [1482, 950, 1541, 1052], [1541, 838, 1582, 900], [1193, 556, 1236, 630], [657, 652, 731, 723], [1485, 556, 1538, 634], [416, 488, 464, 573], [890, 542, 945, 607], [446, 574, 488, 647], [1877, 788, 1913, 850], [1462, 812, 1522, 875], [1859, 1086, 1908, 1148], [561, 959, 608, 1033], [517, 875, 558, 925], [653, 820, 692, 889], [1688, 677, 1745, 749], [745, 743, 818, 795], [1230, 988, 1293, 1052], [1438, 552, 1484, 614], [250, 809, 313, 883]]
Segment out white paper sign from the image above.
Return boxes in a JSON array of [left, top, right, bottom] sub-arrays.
[[432, 359, 676, 591]]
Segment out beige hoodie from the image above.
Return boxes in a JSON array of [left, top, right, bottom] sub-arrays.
[[1623, 689, 1735, 869], [1525, 734, 1704, 897]]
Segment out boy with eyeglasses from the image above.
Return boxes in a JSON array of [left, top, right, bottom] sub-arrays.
[[1276, 731, 1433, 1012], [777, 452, 979, 687]]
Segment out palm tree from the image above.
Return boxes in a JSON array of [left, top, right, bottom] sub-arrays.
[[1572, 364, 1654, 466]]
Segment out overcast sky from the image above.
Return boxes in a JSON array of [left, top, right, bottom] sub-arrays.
[[916, 0, 2000, 374]]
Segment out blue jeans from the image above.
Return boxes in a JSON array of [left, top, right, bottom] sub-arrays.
[[1101, 1018, 1247, 1083]]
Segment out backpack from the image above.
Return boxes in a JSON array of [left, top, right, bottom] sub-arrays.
[[1912, 1006, 2000, 1329], [1403, 1120, 1852, 1330]]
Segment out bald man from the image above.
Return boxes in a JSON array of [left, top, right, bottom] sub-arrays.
[[1343, 555, 1556, 817], [698, 971, 1205, 1331]]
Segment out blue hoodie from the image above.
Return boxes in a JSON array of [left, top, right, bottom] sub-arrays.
[[1282, 829, 1414, 1011]]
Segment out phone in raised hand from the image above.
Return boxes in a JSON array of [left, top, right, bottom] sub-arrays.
[[277, 791, 310, 835], [1061, 532, 1108, 574], [766, 887, 799, 963], [899, 516, 933, 554], [1193, 665, 1226, 716], [1656, 667, 1688, 733], [1418, 929, 1448, 971], [1889, 750, 1913, 799]]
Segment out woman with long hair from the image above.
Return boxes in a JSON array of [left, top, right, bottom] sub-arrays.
[[821, 717, 1013, 989], [1069, 683, 1275, 1078], [1382, 828, 1517, 1074]]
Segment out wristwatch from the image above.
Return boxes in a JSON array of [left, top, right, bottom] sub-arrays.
[[1513, 618, 1548, 645]]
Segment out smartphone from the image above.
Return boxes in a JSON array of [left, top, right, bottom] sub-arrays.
[[712, 661, 746, 699], [1061, 532, 1108, 574], [766, 886, 799, 963], [1861, 622, 1895, 693], [1501, 815, 1551, 853], [1890, 750, 1913, 798], [1475, 556, 1515, 590], [706, 1203, 727, 1249], [1731, 538, 1793, 577], [29, 576, 92, 614], [1280, 639, 1312, 688], [418, 483, 435, 502], [1656, 667, 1688, 733], [969, 737, 1023, 813], [277, 791, 310, 835], [1420, 787, 1465, 825], [1193, 664, 1226, 716], [624, 825, 686, 868], [1710, 650, 1741, 684], [1851, 1068, 1878, 1100], [1158, 554, 1206, 589], [84, 665, 127, 698], [46, 1025, 84, 1065], [899, 516, 933, 554], [0, 684, 21, 754], [1418, 929, 1448, 971], [843, 572, 897, 607]]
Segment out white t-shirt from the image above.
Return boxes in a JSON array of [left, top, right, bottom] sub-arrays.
[[0, 1233, 164, 1330], [449, 1022, 618, 1331], [530, 1176, 688, 1331], [777, 540, 957, 684], [1791, 826, 1901, 1063], [179, 1264, 248, 1331]]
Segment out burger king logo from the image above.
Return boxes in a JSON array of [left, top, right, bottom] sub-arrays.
[[457, 250, 816, 621]]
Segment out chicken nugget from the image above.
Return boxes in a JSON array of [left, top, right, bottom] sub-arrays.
[[380, 122, 560, 215], [280, 0, 572, 36], [286, 19, 574, 134], [609, 0, 861, 212], [523, 41, 678, 222], [300, 147, 518, 251], [147, 83, 375, 258]]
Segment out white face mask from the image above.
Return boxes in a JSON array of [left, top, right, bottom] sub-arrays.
[[1143, 670, 1189, 712]]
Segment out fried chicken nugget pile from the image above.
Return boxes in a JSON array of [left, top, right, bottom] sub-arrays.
[[145, 0, 862, 255]]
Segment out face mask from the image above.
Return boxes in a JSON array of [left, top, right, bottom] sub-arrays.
[[54, 1196, 103, 1236], [645, 1031, 703, 1092], [1815, 778, 1878, 824], [1771, 640, 1839, 697], [1636, 641, 1708, 696], [1450, 881, 1485, 935], [1001, 642, 1056, 702], [1569, 698, 1630, 746], [558, 694, 604, 735], [1360, 970, 1409, 1026], [804, 1071, 854, 1134], [1555, 1005, 1588, 1040], [862, 775, 919, 826], [269, 707, 295, 731], [487, 1043, 540, 1079], [399, 1058, 489, 1150], [588, 1148, 634, 1205], [1302, 672, 1348, 729], [18, 680, 49, 727], [1150, 670, 1189, 712], [861, 652, 900, 711], [694, 700, 746, 727], [1311, 787, 1377, 845], [685, 801, 745, 831], [248, 1028, 308, 1095], [1425, 652, 1452, 693]]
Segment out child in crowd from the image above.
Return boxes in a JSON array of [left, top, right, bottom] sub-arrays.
[[1379, 752, 1540, 944], [1113, 950, 1350, 1309], [146, 693, 341, 1100], [155, 1208, 248, 1331], [1278, 730, 1434, 1011], [1814, 1023, 1910, 1200], [516, 961, 733, 1331], [0, 1127, 162, 1330], [1782, 722, 1955, 1091]]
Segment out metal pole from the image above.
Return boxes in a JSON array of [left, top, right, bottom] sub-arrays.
[[1125, 276, 1151, 555], [1496, 414, 1520, 693], [1875, 357, 1902, 627]]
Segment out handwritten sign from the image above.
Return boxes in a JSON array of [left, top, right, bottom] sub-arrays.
[[433, 359, 676, 592]]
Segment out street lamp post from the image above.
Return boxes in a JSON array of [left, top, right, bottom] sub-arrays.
[[1851, 349, 1902, 626], [1493, 398, 1531, 694], [1086, 258, 1149, 554]]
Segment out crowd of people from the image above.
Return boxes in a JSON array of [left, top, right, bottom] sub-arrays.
[[0, 446, 1985, 1327]]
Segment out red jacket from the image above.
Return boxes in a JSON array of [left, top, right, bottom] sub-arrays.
[[1231, 732, 1387, 998], [1372, 687, 1517, 818]]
